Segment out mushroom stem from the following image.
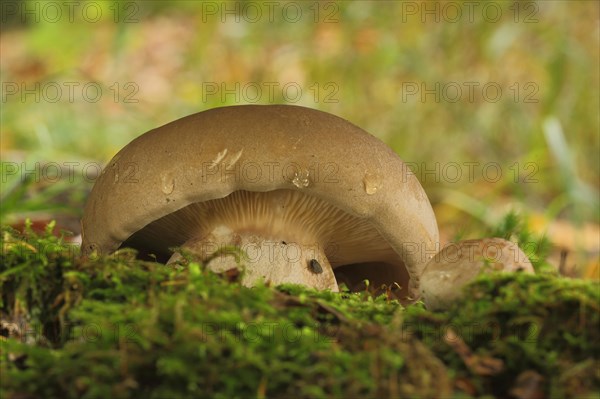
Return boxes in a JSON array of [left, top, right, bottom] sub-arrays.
[[167, 225, 339, 291]]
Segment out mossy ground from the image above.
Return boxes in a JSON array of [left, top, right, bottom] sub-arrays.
[[1, 224, 598, 399]]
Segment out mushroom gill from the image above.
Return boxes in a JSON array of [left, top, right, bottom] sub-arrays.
[[123, 189, 409, 296]]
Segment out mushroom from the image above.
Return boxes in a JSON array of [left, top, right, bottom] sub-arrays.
[[420, 238, 535, 310], [81, 105, 439, 301]]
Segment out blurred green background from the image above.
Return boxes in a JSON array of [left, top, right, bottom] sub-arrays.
[[1, 0, 598, 274]]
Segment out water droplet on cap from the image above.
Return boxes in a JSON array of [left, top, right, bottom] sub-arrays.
[[161, 173, 175, 194], [292, 170, 310, 188], [363, 172, 382, 195]]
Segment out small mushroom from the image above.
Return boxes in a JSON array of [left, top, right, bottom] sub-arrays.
[[420, 238, 535, 310], [81, 105, 439, 300]]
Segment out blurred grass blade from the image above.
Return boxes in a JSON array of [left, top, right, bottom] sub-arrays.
[[543, 117, 575, 178], [543, 117, 598, 210]]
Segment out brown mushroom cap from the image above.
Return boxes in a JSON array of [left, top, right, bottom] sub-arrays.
[[81, 105, 439, 299], [420, 238, 535, 310]]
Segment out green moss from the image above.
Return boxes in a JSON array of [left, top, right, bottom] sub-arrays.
[[1, 225, 598, 398], [404, 272, 600, 398], [487, 210, 554, 274]]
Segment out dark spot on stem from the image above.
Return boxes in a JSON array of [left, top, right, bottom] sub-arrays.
[[309, 259, 323, 274]]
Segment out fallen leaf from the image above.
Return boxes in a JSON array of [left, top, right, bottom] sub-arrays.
[[444, 328, 504, 376], [509, 370, 545, 399]]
